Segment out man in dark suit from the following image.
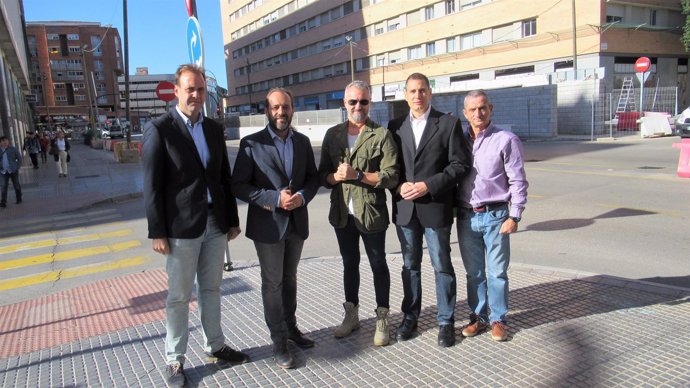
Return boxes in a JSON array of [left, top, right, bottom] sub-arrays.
[[387, 73, 471, 348], [232, 87, 320, 369], [142, 64, 248, 388]]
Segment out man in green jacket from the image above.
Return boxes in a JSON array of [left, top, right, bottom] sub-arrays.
[[319, 80, 399, 346]]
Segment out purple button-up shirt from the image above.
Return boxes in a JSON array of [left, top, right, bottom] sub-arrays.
[[458, 123, 528, 218]]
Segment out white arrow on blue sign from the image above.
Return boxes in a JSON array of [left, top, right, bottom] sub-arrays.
[[187, 16, 204, 67]]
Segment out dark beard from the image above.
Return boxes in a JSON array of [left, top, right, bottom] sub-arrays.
[[268, 114, 291, 132]]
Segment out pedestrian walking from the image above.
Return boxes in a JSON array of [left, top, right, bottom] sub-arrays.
[[38, 131, 50, 163], [23, 131, 40, 169], [318, 80, 399, 346], [50, 130, 70, 178], [232, 87, 320, 369], [142, 64, 249, 388], [456, 90, 528, 342], [0, 135, 22, 208]]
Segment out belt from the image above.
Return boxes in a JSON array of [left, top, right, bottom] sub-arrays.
[[471, 202, 507, 212]]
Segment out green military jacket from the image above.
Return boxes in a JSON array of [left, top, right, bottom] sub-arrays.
[[318, 118, 399, 233]]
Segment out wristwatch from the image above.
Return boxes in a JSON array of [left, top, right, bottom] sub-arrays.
[[355, 170, 364, 182], [510, 216, 521, 223]]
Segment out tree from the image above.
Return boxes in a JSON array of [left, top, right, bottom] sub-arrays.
[[680, 0, 690, 51]]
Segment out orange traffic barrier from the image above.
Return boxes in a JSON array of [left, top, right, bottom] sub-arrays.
[[672, 138, 690, 178]]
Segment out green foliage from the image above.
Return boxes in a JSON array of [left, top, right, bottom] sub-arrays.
[[82, 127, 101, 145], [683, 0, 690, 51]]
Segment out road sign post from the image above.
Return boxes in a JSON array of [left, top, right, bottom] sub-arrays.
[[635, 57, 651, 112], [155, 81, 176, 113]]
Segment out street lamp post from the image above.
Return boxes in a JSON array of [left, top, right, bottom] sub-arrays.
[[346, 36, 354, 83]]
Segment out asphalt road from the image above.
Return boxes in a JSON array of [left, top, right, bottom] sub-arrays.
[[2, 135, 688, 305]]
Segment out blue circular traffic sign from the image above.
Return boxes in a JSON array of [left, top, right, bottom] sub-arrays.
[[187, 16, 204, 67]]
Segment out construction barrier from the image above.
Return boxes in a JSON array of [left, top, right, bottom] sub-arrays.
[[672, 139, 690, 178], [616, 112, 641, 131]]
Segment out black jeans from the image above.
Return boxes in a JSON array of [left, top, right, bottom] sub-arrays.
[[254, 222, 304, 344], [1, 171, 21, 204], [334, 215, 390, 308], [29, 153, 39, 168]]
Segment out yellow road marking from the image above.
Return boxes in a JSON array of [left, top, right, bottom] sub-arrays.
[[0, 229, 133, 255], [0, 221, 126, 244], [0, 240, 141, 270], [0, 256, 148, 291]]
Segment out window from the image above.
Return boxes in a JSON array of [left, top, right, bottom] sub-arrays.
[[388, 23, 400, 32], [68, 46, 82, 53], [424, 6, 434, 21], [67, 34, 80, 40], [554, 60, 573, 71], [54, 83, 65, 89], [426, 42, 436, 56], [408, 45, 422, 60], [49, 47, 59, 54], [461, 32, 484, 49], [47, 34, 59, 40], [75, 95, 86, 101], [522, 19, 536, 37], [606, 15, 623, 23], [450, 73, 479, 82], [447, 37, 457, 52], [446, 0, 456, 14], [649, 10, 656, 26], [495, 65, 534, 78], [55, 95, 67, 102]]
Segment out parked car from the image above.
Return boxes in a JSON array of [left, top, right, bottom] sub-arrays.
[[106, 125, 124, 138], [675, 107, 690, 138]]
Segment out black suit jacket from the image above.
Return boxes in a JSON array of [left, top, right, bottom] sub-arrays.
[[388, 108, 471, 228], [232, 126, 319, 244], [142, 109, 239, 239]]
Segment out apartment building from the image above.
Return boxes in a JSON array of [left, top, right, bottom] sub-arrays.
[[26, 21, 124, 131], [0, 0, 33, 143], [220, 0, 687, 115]]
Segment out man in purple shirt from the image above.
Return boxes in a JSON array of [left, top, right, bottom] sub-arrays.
[[456, 90, 528, 342]]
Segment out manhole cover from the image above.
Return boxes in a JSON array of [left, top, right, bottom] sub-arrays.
[[75, 175, 101, 179]]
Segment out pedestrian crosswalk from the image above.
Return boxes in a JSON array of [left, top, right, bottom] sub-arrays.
[[0, 207, 150, 300]]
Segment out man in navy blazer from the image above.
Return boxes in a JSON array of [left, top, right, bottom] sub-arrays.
[[142, 64, 248, 388], [232, 87, 320, 369], [387, 73, 471, 348]]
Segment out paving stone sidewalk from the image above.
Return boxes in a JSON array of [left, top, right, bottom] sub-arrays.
[[1, 257, 689, 387]]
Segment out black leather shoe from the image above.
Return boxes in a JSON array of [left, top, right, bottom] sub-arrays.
[[437, 324, 456, 347], [395, 318, 417, 341], [16, 199, 21, 204], [288, 328, 315, 349], [208, 344, 250, 365], [273, 340, 295, 369]]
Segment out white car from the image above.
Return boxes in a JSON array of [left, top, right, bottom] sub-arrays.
[[675, 107, 690, 138]]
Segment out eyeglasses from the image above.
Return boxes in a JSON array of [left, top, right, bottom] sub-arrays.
[[346, 99, 370, 106]]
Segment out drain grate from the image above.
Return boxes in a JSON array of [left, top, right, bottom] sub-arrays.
[[75, 175, 101, 179]]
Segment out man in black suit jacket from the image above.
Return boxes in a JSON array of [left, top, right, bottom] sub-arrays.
[[387, 73, 471, 348], [142, 64, 248, 388], [232, 87, 320, 369]]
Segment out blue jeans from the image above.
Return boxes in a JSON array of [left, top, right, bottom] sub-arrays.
[[254, 221, 304, 344], [334, 215, 390, 308], [165, 214, 227, 365], [456, 206, 511, 324], [396, 218, 456, 325]]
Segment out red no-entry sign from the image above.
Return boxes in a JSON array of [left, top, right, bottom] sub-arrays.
[[635, 57, 651, 73], [155, 81, 176, 102]]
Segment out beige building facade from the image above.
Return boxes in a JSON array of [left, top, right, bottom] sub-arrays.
[[221, 0, 687, 114]]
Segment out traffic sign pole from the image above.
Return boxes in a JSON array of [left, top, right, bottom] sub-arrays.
[[635, 57, 651, 113]]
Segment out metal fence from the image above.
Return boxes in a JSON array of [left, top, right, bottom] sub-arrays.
[[591, 86, 678, 139]]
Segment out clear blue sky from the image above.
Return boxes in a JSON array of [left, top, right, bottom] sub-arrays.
[[22, 0, 229, 88]]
